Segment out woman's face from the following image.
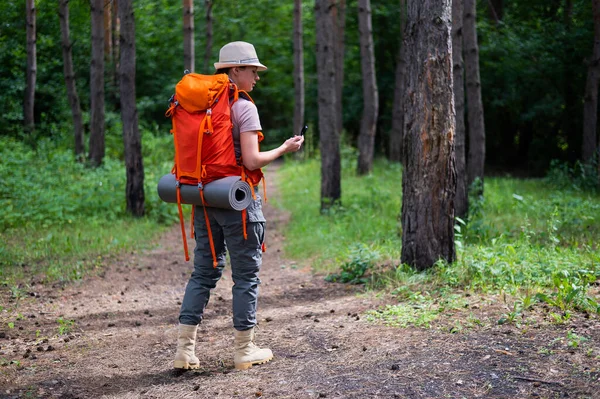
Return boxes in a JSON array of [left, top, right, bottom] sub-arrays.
[[231, 66, 260, 92]]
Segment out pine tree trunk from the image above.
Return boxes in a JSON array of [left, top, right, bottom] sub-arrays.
[[401, 0, 456, 271], [119, 0, 145, 217], [333, 0, 346, 136], [112, 0, 119, 80], [24, 0, 37, 134], [582, 0, 600, 165], [59, 0, 85, 162], [452, 0, 468, 219], [316, 0, 341, 211], [203, 0, 213, 74], [89, 0, 106, 167], [464, 0, 485, 192], [183, 0, 195, 72], [103, 0, 112, 62], [293, 0, 305, 143], [356, 0, 379, 175], [388, 0, 407, 163]]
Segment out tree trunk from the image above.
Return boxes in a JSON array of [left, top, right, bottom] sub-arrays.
[[487, 0, 503, 23], [401, 0, 456, 270], [315, 0, 341, 211], [582, 0, 600, 165], [183, 0, 195, 72], [89, 0, 106, 167], [24, 0, 37, 134], [388, 0, 407, 163], [452, 0, 468, 219], [112, 0, 119, 80], [332, 0, 346, 136], [59, 0, 85, 162], [119, 0, 145, 217], [356, 0, 379, 175], [564, 0, 579, 163], [203, 0, 213, 74], [293, 0, 305, 142], [464, 0, 485, 193], [103, 0, 112, 62]]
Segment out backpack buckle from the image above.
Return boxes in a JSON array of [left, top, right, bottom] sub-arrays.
[[197, 182, 203, 190]]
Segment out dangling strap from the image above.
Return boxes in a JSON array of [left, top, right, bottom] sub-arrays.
[[190, 205, 195, 239], [176, 184, 190, 262], [199, 189, 218, 268], [261, 176, 267, 202], [241, 209, 248, 240]]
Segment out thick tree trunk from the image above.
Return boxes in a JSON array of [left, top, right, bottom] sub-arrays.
[[388, 0, 407, 163], [316, 0, 341, 211], [464, 0, 486, 192], [401, 0, 456, 270], [24, 0, 36, 134], [582, 0, 600, 165], [119, 0, 145, 217], [103, 0, 112, 61], [183, 0, 194, 72], [59, 0, 85, 162], [333, 0, 346, 136], [203, 0, 213, 74], [356, 0, 379, 175], [112, 0, 119, 78], [564, 0, 579, 163], [452, 0, 468, 219], [89, 0, 106, 167], [293, 0, 305, 142]]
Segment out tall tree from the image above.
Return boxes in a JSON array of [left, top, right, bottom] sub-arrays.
[[89, 0, 106, 166], [24, 0, 37, 134], [59, 0, 85, 161], [452, 0, 468, 219], [487, 0, 503, 23], [356, 0, 379, 175], [203, 0, 213, 73], [293, 0, 305, 142], [183, 0, 195, 72], [582, 0, 600, 165], [119, 0, 145, 216], [333, 0, 346, 136], [103, 0, 113, 62], [401, 0, 456, 270], [315, 0, 341, 211], [464, 0, 485, 193], [388, 0, 407, 163]]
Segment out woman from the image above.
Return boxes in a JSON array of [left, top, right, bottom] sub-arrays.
[[174, 41, 304, 370]]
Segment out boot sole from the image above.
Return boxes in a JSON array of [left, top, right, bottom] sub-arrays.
[[234, 355, 273, 370], [174, 360, 200, 370]]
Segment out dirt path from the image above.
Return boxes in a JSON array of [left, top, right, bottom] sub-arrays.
[[1, 164, 599, 399]]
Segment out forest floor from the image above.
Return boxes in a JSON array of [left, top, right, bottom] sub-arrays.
[[1, 163, 599, 399]]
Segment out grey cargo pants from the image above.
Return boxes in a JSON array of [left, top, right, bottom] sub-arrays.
[[179, 196, 265, 331]]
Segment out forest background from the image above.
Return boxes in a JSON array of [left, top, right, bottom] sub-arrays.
[[1, 0, 599, 302]]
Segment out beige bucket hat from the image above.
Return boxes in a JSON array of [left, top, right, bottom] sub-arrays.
[[214, 41, 268, 71]]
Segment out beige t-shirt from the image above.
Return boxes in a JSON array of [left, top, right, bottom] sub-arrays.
[[231, 98, 262, 160]]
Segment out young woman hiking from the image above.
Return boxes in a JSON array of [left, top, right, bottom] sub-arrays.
[[173, 41, 304, 370]]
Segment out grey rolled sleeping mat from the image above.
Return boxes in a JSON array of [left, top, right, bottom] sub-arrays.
[[157, 174, 252, 211]]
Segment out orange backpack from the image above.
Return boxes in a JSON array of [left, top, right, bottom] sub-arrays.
[[165, 72, 265, 264]]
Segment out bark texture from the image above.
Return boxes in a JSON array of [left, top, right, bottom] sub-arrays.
[[357, 0, 379, 175], [389, 0, 407, 163], [333, 0, 346, 136], [24, 0, 37, 133], [293, 0, 305, 140], [203, 0, 213, 73], [464, 0, 485, 191], [315, 0, 341, 211], [89, 0, 106, 167], [183, 0, 195, 72], [582, 0, 600, 164], [59, 0, 85, 161], [119, 0, 145, 216], [452, 0, 468, 219], [401, 0, 456, 270]]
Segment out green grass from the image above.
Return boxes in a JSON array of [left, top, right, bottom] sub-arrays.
[[0, 131, 180, 286], [277, 156, 600, 326]]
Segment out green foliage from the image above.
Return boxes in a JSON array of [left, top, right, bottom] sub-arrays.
[[325, 243, 380, 284], [56, 317, 76, 336]]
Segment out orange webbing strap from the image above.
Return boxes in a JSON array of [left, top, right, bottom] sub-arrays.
[[241, 209, 248, 240], [261, 176, 267, 202], [176, 185, 190, 262], [200, 189, 218, 268], [196, 112, 209, 180]]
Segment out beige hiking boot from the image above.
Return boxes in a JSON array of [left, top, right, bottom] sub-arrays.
[[233, 327, 273, 370], [173, 324, 200, 369]]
